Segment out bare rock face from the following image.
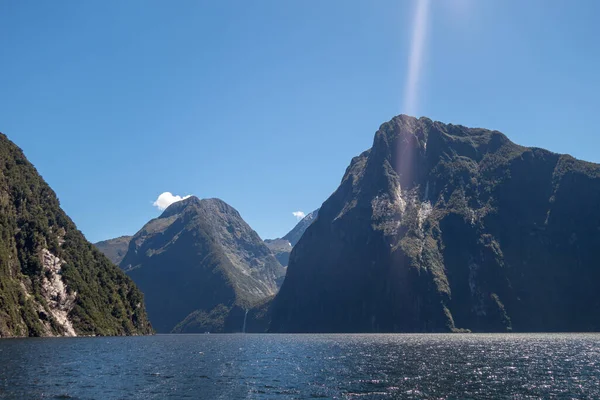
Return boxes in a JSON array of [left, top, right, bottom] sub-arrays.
[[0, 133, 152, 337], [271, 115, 600, 333], [120, 197, 285, 333], [40, 249, 77, 336]]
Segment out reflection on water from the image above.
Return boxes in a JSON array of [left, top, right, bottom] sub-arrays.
[[0, 333, 598, 399]]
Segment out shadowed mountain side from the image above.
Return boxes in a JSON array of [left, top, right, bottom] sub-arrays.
[[271, 115, 600, 333]]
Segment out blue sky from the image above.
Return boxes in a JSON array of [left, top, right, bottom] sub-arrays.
[[1, 0, 599, 243]]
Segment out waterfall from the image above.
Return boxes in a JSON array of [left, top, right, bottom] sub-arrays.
[[242, 309, 249, 333]]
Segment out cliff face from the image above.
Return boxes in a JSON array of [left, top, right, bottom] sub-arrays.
[[120, 197, 285, 333], [271, 115, 600, 333], [0, 133, 152, 337]]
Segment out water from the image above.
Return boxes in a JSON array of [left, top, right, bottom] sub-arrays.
[[0, 334, 599, 399]]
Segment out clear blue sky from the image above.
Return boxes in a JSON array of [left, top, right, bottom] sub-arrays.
[[1, 0, 599, 243]]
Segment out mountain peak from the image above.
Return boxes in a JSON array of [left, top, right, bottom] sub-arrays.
[[159, 196, 238, 219], [375, 114, 510, 146], [159, 195, 200, 217]]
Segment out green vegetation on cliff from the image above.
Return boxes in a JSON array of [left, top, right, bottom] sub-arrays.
[[0, 133, 152, 337]]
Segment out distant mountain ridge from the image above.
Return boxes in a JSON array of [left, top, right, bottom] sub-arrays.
[[265, 209, 319, 267], [0, 133, 152, 337], [271, 115, 600, 333], [263, 238, 292, 269], [283, 209, 320, 246], [119, 196, 285, 333], [94, 236, 132, 265]]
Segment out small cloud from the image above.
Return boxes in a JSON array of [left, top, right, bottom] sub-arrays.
[[153, 192, 191, 211], [292, 211, 306, 220]]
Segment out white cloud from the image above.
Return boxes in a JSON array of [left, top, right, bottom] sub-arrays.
[[292, 211, 306, 220], [153, 192, 192, 211]]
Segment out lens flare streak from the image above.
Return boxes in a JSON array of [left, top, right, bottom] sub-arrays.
[[403, 0, 431, 117]]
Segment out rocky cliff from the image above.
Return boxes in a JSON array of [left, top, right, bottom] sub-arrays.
[[271, 115, 600, 333], [0, 133, 152, 337], [120, 197, 285, 333]]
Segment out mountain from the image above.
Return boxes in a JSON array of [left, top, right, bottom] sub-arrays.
[[264, 209, 319, 267], [0, 133, 152, 337], [264, 238, 293, 267], [283, 209, 320, 246], [95, 235, 132, 265], [120, 196, 285, 333], [271, 115, 600, 333]]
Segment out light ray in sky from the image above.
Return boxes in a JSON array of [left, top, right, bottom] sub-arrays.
[[403, 0, 431, 117], [395, 0, 432, 192]]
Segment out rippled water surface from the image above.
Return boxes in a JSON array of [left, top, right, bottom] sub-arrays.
[[1, 333, 599, 399]]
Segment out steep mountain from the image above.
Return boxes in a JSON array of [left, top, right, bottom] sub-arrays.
[[0, 133, 152, 337], [264, 209, 320, 267], [95, 235, 132, 265], [271, 115, 600, 333], [120, 197, 285, 333]]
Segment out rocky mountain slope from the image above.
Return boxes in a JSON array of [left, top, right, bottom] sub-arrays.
[[271, 115, 600, 333], [120, 197, 285, 333], [0, 133, 152, 337], [265, 209, 319, 267], [94, 235, 132, 265]]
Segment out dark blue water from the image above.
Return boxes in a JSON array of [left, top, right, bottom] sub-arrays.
[[0, 333, 598, 399]]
